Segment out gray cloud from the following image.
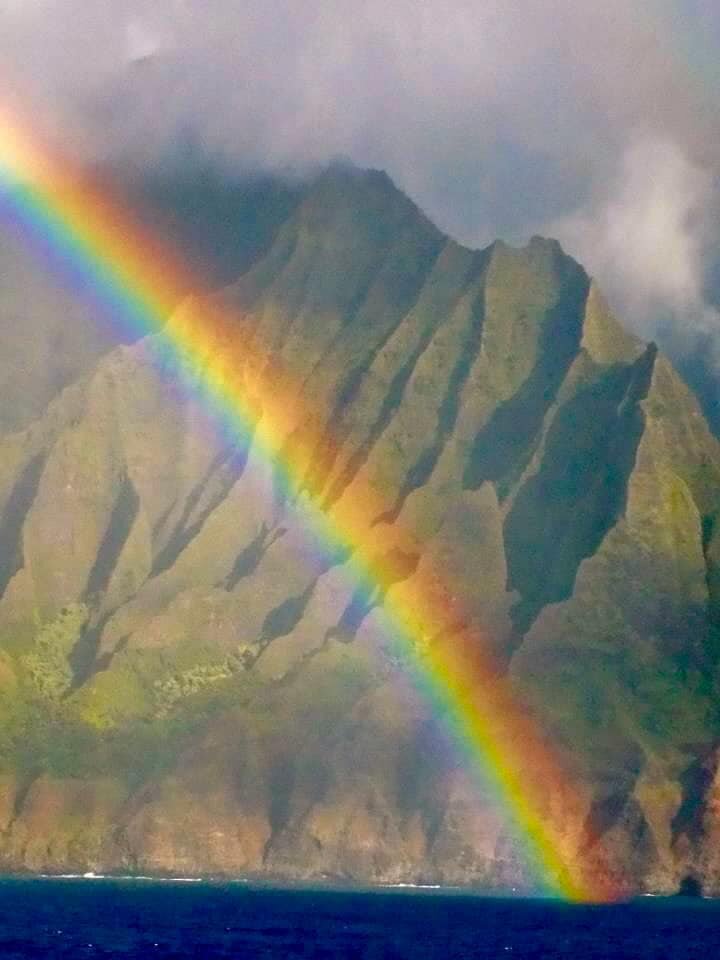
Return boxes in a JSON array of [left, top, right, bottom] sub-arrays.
[[550, 138, 720, 335], [2, 0, 720, 346]]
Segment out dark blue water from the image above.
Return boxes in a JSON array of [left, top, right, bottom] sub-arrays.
[[0, 878, 717, 958]]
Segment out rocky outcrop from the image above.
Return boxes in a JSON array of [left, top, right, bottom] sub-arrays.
[[0, 165, 719, 893]]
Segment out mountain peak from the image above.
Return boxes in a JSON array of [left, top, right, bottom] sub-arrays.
[[581, 279, 646, 365]]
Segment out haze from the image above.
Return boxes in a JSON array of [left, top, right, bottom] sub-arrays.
[[1, 1, 719, 356]]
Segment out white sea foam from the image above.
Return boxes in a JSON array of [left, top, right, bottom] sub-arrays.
[[386, 883, 444, 890], [35, 872, 208, 884]]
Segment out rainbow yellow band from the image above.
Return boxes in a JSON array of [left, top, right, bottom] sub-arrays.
[[0, 104, 620, 901]]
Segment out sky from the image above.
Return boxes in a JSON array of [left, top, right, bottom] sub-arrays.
[[2, 0, 720, 357]]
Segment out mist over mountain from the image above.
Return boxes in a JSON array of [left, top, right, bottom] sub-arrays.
[[1, 166, 720, 893], [4, 0, 720, 386]]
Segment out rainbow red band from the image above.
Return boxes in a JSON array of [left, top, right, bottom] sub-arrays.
[[0, 104, 621, 901]]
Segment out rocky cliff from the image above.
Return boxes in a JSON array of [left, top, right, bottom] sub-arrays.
[[1, 165, 719, 894]]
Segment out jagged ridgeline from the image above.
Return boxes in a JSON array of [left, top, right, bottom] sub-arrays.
[[1, 165, 720, 892]]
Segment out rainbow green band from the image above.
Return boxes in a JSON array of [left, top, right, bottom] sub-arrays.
[[0, 106, 619, 901]]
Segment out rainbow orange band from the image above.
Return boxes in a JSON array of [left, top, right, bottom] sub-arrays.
[[0, 104, 620, 901]]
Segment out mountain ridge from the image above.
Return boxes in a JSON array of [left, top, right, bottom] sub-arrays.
[[0, 164, 719, 893]]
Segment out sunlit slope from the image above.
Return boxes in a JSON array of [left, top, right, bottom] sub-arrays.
[[0, 166, 719, 892]]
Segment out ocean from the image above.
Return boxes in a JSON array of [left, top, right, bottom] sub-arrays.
[[0, 878, 717, 958]]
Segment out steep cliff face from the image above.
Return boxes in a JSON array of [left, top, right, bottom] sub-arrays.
[[1, 165, 719, 893]]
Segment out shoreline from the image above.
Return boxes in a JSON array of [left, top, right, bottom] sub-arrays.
[[0, 873, 715, 903]]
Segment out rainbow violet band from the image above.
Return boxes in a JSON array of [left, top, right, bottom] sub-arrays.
[[0, 104, 620, 902]]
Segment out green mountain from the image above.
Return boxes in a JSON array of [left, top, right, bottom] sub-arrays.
[[1, 165, 719, 894]]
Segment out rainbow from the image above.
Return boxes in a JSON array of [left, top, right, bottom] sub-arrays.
[[0, 104, 620, 902]]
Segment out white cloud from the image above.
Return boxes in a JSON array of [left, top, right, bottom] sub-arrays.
[[550, 139, 719, 338], [1, 1, 720, 345], [125, 19, 164, 63]]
